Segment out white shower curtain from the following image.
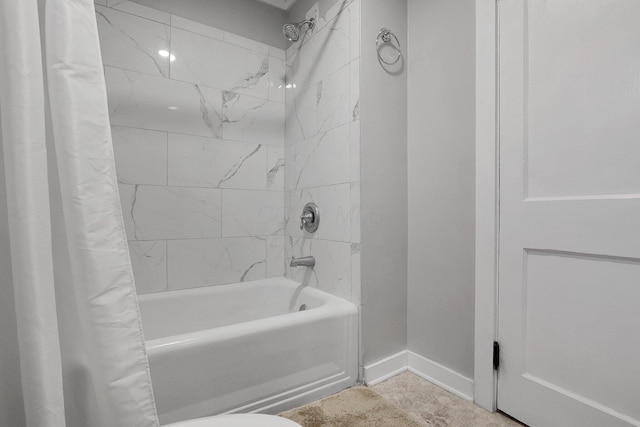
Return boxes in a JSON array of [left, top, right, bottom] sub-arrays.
[[0, 0, 159, 426]]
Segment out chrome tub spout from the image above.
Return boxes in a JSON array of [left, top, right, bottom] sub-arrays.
[[289, 256, 315, 267]]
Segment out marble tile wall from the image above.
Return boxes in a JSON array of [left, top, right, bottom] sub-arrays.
[[284, 0, 361, 304], [96, 1, 286, 294]]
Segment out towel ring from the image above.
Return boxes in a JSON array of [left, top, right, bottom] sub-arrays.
[[376, 28, 402, 65]]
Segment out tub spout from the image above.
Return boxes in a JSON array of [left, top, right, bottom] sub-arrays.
[[290, 255, 315, 267]]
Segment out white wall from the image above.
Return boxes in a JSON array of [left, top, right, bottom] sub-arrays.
[[287, 0, 344, 24], [407, 0, 476, 379], [360, 0, 408, 366]]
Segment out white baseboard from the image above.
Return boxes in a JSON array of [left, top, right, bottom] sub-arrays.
[[363, 350, 475, 401], [408, 351, 474, 401], [363, 351, 408, 386]]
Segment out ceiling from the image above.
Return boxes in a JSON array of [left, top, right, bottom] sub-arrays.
[[255, 0, 298, 11]]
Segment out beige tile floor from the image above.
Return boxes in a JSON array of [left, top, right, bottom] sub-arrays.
[[373, 372, 524, 427]]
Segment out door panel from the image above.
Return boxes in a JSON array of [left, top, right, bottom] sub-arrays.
[[497, 1, 640, 426], [525, 250, 640, 415], [525, 0, 640, 199]]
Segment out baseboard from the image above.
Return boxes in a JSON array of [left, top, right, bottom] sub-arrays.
[[407, 351, 474, 401], [342, 350, 475, 402], [363, 351, 408, 386]]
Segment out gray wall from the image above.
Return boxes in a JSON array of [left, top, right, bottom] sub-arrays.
[[360, 0, 408, 366], [131, 0, 288, 49], [407, 0, 476, 379], [0, 130, 26, 427]]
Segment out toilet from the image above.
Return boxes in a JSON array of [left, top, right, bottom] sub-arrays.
[[165, 414, 301, 427]]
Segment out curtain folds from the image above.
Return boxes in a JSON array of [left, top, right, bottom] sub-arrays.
[[0, 0, 159, 426]]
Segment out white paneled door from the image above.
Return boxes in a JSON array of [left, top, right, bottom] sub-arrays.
[[497, 1, 640, 426]]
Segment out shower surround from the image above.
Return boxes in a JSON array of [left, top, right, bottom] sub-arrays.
[[284, 0, 361, 304], [98, 1, 286, 293], [97, 0, 361, 305]]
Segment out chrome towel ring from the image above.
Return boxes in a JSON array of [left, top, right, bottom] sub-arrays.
[[376, 28, 402, 65]]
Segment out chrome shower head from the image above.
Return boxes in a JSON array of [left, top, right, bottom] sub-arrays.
[[282, 18, 315, 42], [283, 23, 300, 41]]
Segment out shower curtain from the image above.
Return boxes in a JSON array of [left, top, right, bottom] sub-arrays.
[[0, 0, 159, 426]]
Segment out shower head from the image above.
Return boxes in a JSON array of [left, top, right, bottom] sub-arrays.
[[283, 23, 300, 42], [282, 18, 315, 42]]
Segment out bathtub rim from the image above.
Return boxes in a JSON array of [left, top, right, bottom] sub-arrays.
[[140, 277, 358, 351]]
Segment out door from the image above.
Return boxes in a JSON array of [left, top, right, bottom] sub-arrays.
[[497, 1, 640, 426]]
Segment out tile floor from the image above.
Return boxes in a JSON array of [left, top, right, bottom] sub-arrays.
[[373, 372, 524, 427]]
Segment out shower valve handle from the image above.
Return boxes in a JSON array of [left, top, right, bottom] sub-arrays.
[[299, 202, 320, 233], [300, 212, 313, 230]]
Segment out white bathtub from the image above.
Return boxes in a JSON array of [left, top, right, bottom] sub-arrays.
[[139, 278, 358, 425]]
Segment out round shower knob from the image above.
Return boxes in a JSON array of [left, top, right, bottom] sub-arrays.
[[299, 202, 320, 233]]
